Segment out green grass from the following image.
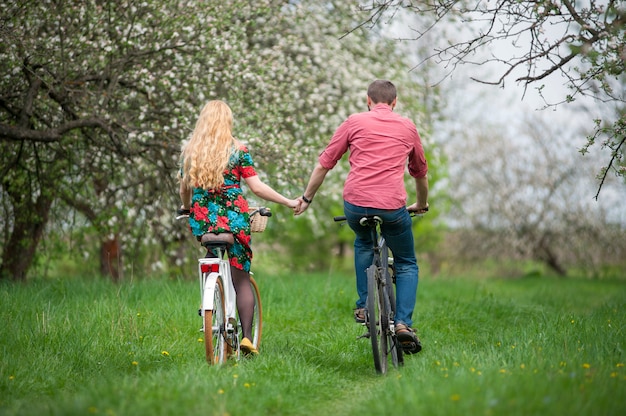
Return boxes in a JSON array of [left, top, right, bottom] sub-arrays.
[[1, 271, 625, 415]]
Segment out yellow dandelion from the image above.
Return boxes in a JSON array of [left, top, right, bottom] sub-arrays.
[[571, 319, 575, 324], [496, 341, 502, 347], [198, 338, 203, 343], [88, 407, 98, 414], [610, 372, 618, 378], [470, 367, 476, 373], [617, 363, 624, 368], [132, 361, 138, 366], [520, 364, 526, 369], [9, 375, 15, 380], [244, 383, 251, 388], [137, 313, 141, 317], [218, 389, 225, 394], [233, 374, 238, 379], [161, 351, 170, 356], [451, 394, 461, 401], [583, 363, 591, 369], [499, 369, 507, 374], [560, 361, 567, 367], [477, 371, 482, 375]]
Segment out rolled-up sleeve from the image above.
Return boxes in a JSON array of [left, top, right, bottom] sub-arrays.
[[407, 130, 428, 178], [318, 119, 350, 169]]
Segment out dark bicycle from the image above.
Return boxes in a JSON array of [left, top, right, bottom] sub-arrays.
[[335, 213, 408, 374]]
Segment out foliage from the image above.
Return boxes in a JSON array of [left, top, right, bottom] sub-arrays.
[[440, 111, 626, 276], [0, 1, 443, 280], [1, 273, 625, 415], [356, 0, 626, 197]]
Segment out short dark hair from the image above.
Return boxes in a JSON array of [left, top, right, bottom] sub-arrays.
[[367, 80, 396, 105]]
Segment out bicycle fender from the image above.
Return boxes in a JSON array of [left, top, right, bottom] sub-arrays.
[[202, 273, 220, 310]]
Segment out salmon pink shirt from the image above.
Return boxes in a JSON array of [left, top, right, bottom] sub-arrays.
[[318, 103, 427, 210]]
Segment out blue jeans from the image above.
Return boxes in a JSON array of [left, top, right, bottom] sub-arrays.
[[344, 201, 419, 327]]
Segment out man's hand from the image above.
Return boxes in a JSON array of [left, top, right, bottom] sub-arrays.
[[407, 202, 429, 214]]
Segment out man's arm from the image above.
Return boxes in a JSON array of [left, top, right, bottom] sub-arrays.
[[407, 175, 429, 213], [295, 162, 330, 215]]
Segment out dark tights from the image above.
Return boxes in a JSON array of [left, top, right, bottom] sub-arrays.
[[230, 267, 254, 341]]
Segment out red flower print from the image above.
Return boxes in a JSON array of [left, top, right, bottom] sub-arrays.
[[234, 196, 249, 211], [237, 230, 251, 245], [241, 166, 256, 178], [230, 257, 243, 270], [192, 203, 209, 222], [216, 215, 229, 230]]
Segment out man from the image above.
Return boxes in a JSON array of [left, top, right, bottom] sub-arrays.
[[295, 80, 429, 354]]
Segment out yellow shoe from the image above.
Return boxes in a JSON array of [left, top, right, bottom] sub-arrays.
[[240, 337, 259, 356]]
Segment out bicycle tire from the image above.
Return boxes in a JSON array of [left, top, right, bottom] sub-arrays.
[[366, 265, 386, 374], [382, 253, 403, 368], [378, 269, 391, 374], [204, 276, 226, 365]]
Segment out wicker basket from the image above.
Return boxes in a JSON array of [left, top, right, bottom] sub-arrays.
[[249, 207, 269, 233]]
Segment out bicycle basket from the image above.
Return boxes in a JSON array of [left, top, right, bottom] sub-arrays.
[[249, 207, 268, 233]]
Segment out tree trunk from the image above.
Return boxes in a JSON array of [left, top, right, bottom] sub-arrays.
[[0, 194, 52, 281], [100, 235, 122, 282]]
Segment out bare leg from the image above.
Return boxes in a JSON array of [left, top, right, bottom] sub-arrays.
[[230, 266, 254, 340]]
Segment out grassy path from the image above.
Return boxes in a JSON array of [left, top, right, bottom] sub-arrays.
[[1, 272, 625, 415]]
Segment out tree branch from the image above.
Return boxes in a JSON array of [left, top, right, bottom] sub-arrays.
[[0, 118, 114, 143]]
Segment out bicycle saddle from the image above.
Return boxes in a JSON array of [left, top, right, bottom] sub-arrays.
[[200, 233, 235, 247], [359, 215, 383, 226]]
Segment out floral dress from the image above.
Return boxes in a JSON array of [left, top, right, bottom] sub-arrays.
[[187, 143, 258, 272]]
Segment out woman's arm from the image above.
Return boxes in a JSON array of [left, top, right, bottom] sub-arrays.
[[244, 175, 299, 209], [179, 181, 192, 209]]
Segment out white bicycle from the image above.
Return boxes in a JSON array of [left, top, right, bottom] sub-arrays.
[[177, 207, 269, 364]]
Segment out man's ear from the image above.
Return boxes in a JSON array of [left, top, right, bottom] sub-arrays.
[[367, 96, 373, 107], [391, 97, 397, 109]]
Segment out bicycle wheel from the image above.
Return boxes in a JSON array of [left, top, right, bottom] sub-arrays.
[[380, 240, 404, 367], [204, 276, 226, 365], [383, 274, 403, 368], [377, 271, 392, 374], [366, 265, 386, 374]]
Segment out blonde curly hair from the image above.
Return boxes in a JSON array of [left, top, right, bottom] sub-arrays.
[[180, 100, 235, 190]]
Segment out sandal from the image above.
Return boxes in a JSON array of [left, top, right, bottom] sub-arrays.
[[354, 308, 366, 324], [396, 323, 422, 354]]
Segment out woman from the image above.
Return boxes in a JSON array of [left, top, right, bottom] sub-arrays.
[[179, 100, 298, 356]]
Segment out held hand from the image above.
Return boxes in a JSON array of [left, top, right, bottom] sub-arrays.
[[294, 197, 310, 216], [286, 198, 300, 211]]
